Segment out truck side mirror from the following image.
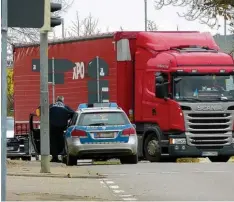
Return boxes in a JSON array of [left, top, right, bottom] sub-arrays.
[[155, 83, 166, 99], [156, 75, 164, 83], [174, 77, 182, 84]]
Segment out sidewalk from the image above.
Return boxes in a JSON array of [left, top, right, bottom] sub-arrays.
[[7, 160, 104, 178], [6, 160, 118, 201]]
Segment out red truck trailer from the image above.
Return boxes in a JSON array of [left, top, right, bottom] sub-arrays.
[[9, 31, 234, 162]]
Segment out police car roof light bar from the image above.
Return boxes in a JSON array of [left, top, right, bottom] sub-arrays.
[[78, 103, 88, 109], [78, 102, 118, 109]]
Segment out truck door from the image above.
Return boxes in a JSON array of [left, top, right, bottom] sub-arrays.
[[142, 71, 170, 130]]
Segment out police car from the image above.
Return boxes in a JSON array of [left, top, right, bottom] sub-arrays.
[[62, 102, 138, 166]]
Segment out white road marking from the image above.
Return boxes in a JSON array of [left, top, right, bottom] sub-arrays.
[[99, 179, 138, 200], [120, 194, 133, 197], [109, 185, 119, 189], [113, 189, 125, 193], [123, 198, 137, 201], [106, 181, 115, 184]]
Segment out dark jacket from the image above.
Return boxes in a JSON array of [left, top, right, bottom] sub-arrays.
[[49, 101, 75, 128]]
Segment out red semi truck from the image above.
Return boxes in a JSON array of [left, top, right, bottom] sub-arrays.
[[8, 31, 234, 162]]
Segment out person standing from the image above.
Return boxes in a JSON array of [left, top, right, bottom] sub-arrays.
[[49, 96, 75, 162]]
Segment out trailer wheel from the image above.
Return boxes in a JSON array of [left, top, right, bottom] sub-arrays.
[[144, 133, 161, 162], [21, 156, 32, 161], [208, 156, 230, 162], [120, 154, 138, 164]]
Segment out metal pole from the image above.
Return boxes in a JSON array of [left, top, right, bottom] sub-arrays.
[[96, 56, 100, 103], [62, 19, 65, 38], [52, 57, 55, 103], [224, 9, 227, 47], [1, 0, 8, 200], [40, 32, 50, 173], [144, 0, 147, 31]]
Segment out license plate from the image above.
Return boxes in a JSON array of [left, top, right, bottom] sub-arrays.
[[202, 151, 218, 156], [7, 147, 14, 151], [95, 133, 114, 138]]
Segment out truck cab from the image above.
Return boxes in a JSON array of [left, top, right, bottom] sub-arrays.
[[133, 32, 234, 162]]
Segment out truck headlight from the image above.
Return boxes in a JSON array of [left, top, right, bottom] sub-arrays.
[[170, 138, 186, 144]]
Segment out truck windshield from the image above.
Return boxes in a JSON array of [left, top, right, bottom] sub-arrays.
[[173, 74, 234, 102], [78, 112, 130, 126]]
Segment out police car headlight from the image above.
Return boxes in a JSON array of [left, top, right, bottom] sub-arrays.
[[170, 138, 186, 144]]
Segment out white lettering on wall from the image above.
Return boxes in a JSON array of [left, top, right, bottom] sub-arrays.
[[73, 62, 85, 80]]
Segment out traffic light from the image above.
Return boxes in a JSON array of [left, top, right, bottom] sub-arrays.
[[40, 0, 62, 32]]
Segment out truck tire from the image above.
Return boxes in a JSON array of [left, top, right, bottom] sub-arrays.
[[120, 154, 138, 164], [144, 133, 161, 162], [21, 156, 32, 161], [208, 156, 230, 162], [160, 157, 177, 162]]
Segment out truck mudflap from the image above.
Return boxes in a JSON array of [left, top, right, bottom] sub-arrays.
[[168, 134, 234, 158]]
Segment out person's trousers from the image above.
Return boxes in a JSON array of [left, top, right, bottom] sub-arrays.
[[50, 125, 65, 158]]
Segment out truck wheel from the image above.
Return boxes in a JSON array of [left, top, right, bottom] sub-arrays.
[[144, 133, 161, 162], [160, 157, 177, 162], [21, 156, 32, 161], [120, 154, 138, 164], [208, 156, 230, 162]]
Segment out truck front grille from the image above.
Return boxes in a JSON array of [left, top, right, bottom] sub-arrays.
[[186, 113, 232, 146]]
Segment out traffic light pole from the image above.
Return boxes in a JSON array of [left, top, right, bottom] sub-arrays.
[[40, 31, 51, 173], [1, 0, 8, 199]]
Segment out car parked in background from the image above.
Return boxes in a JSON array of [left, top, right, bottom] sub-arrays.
[[62, 103, 138, 166], [7, 116, 32, 161]]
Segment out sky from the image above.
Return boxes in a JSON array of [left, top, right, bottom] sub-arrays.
[[52, 0, 233, 38]]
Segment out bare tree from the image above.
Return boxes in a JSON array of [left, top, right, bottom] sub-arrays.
[[68, 11, 81, 37], [68, 12, 100, 37], [154, 0, 234, 29], [82, 13, 100, 36], [119, 26, 124, 31], [147, 20, 158, 31]]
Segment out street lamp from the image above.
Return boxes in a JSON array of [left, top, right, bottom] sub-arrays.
[[144, 0, 147, 31]]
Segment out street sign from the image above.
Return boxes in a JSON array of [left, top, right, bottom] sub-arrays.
[[8, 0, 45, 28], [32, 59, 76, 72]]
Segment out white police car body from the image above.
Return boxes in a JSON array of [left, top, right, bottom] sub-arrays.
[[63, 103, 138, 166]]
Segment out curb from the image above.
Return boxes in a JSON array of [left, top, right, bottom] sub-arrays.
[[7, 172, 106, 179]]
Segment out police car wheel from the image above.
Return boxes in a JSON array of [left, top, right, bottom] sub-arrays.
[[120, 154, 138, 164], [66, 155, 77, 166], [144, 133, 161, 162], [64, 140, 77, 166]]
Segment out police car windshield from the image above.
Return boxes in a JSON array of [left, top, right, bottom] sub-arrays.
[[78, 112, 130, 126]]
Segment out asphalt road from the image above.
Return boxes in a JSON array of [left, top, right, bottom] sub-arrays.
[[81, 160, 234, 201]]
